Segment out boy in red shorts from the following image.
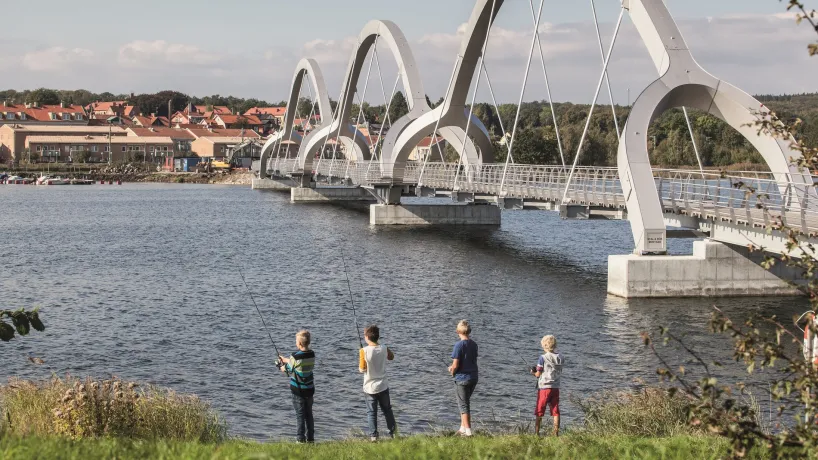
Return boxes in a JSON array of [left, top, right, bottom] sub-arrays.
[[530, 335, 564, 436]]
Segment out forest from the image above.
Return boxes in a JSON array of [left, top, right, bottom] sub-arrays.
[[1, 87, 815, 168]]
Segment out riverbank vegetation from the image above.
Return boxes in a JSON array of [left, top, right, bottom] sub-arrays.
[[0, 377, 226, 443], [0, 435, 741, 460], [0, 376, 749, 459]]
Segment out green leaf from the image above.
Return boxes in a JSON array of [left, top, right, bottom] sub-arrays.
[[28, 311, 45, 332], [11, 312, 30, 336], [0, 321, 14, 342]]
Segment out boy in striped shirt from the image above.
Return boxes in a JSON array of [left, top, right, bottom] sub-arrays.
[[278, 330, 316, 443]]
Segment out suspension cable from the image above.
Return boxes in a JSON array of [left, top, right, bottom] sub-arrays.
[[417, 55, 461, 186], [329, 41, 367, 172], [528, 0, 566, 167], [453, 0, 498, 191], [338, 37, 378, 180], [560, 6, 624, 204], [500, 0, 546, 193], [480, 64, 513, 164], [590, 0, 621, 138], [366, 73, 401, 180], [682, 107, 705, 179]]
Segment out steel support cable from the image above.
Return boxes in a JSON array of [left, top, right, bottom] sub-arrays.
[[315, 78, 346, 175], [329, 40, 369, 172], [453, 0, 498, 191], [366, 73, 401, 181], [560, 7, 624, 204], [590, 0, 621, 138], [417, 55, 461, 186], [342, 36, 378, 181], [528, 0, 566, 167], [500, 0, 546, 194], [479, 63, 508, 151]]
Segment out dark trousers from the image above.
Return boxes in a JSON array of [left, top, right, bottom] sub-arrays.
[[292, 393, 314, 442], [456, 379, 478, 415], [366, 389, 396, 438]]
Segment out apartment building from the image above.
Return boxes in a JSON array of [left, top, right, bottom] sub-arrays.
[[0, 101, 88, 128], [25, 135, 174, 163], [0, 125, 128, 163]]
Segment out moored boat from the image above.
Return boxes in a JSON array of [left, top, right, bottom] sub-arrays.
[[4, 175, 33, 185]]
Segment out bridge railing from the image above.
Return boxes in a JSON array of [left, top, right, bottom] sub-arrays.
[[267, 158, 818, 233]]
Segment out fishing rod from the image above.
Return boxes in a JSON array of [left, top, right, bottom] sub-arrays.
[[340, 250, 364, 349], [238, 268, 290, 377]]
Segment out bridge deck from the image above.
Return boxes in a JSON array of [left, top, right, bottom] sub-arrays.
[[265, 158, 818, 237]]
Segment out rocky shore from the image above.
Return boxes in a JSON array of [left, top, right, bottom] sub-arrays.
[[4, 163, 253, 185]]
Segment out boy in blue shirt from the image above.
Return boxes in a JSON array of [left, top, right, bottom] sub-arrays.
[[278, 330, 316, 443], [448, 320, 478, 437]]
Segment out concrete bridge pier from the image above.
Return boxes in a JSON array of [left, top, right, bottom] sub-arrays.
[[607, 239, 802, 298], [367, 184, 501, 225], [290, 186, 376, 203], [251, 177, 293, 191]]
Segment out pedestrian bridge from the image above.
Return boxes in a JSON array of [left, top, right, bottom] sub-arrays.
[[264, 157, 818, 250], [252, 0, 813, 298]]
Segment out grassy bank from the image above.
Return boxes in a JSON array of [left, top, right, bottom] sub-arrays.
[[0, 434, 741, 460]]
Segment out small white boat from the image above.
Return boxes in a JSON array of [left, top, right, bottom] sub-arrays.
[[36, 175, 70, 186], [5, 175, 33, 185]]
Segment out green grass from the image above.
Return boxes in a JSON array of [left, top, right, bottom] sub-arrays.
[[0, 434, 740, 460]]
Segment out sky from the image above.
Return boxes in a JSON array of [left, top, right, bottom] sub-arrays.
[[0, 0, 815, 105]]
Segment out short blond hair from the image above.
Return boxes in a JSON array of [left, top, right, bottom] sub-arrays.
[[541, 335, 556, 352], [296, 330, 311, 348], [456, 320, 471, 336]]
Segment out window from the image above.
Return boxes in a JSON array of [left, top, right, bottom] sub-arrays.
[[91, 146, 97, 152], [220, 146, 225, 153], [49, 113, 56, 120], [19, 113, 26, 120], [62, 113, 70, 120], [75, 114, 83, 120], [121, 146, 126, 152], [162, 146, 168, 152], [104, 145, 109, 152], [5, 113, 13, 120], [64, 146, 70, 152], [36, 146, 41, 152]]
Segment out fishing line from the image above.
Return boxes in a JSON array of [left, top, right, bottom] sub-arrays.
[[340, 250, 364, 349], [238, 268, 290, 377]]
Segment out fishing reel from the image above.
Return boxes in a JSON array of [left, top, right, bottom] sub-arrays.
[[275, 359, 285, 370]]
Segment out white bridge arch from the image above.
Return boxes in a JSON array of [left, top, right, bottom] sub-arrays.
[[260, 0, 807, 257]]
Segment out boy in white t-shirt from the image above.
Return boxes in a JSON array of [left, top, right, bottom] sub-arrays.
[[358, 325, 396, 441], [530, 334, 564, 436]]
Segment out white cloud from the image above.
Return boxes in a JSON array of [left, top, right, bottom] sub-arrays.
[[22, 47, 94, 72], [118, 40, 221, 68], [298, 12, 817, 104], [1, 12, 815, 105]]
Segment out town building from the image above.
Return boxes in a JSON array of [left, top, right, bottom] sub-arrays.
[[190, 136, 262, 163], [0, 125, 128, 163], [0, 102, 88, 128], [126, 127, 196, 154], [25, 135, 174, 163], [409, 136, 446, 161], [211, 114, 264, 134], [86, 101, 136, 119]]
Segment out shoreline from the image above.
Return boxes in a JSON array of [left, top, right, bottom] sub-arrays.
[[3, 168, 254, 185]]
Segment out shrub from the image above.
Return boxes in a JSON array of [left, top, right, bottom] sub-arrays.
[[0, 377, 226, 443], [573, 386, 700, 437]]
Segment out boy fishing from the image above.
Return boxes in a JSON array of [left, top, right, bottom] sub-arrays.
[[278, 330, 316, 443], [530, 334, 564, 436], [448, 320, 478, 437], [358, 325, 397, 442]]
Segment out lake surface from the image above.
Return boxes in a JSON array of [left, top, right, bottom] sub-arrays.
[[1, 183, 808, 441]]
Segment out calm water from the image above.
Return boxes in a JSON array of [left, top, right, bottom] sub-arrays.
[[0, 183, 808, 441]]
